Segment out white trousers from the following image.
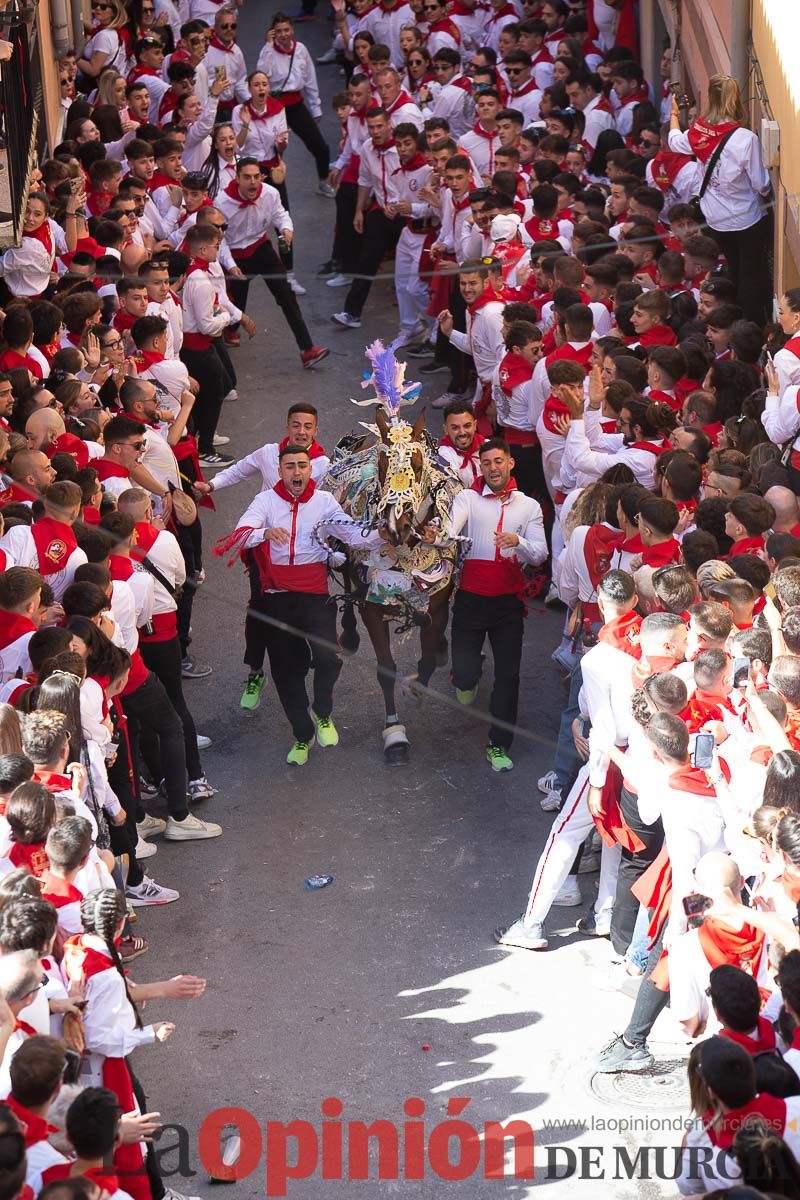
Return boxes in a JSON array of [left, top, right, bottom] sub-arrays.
[[394, 228, 433, 335], [523, 762, 621, 926]]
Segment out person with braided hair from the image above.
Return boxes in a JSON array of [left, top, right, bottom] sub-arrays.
[[62, 890, 205, 1200]]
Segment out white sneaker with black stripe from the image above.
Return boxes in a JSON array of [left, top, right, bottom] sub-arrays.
[[126, 876, 179, 905]]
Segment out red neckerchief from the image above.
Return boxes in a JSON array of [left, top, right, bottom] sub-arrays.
[[278, 437, 326, 460], [498, 350, 533, 396], [705, 1094, 785, 1150], [9, 842, 49, 877], [272, 39, 297, 55], [25, 220, 53, 260], [133, 348, 165, 370], [468, 285, 502, 316], [509, 78, 539, 99], [597, 611, 642, 658], [273, 478, 317, 505], [131, 521, 161, 558], [247, 97, 284, 120], [108, 553, 134, 581], [0, 610, 36, 650], [95, 458, 130, 481], [668, 764, 716, 796], [680, 687, 736, 733], [158, 90, 179, 121], [728, 535, 765, 558], [650, 150, 695, 190], [628, 439, 672, 457], [148, 169, 179, 192], [675, 498, 697, 515], [127, 63, 158, 83], [12, 1019, 37, 1038], [6, 1096, 58, 1148], [439, 433, 482, 477], [697, 917, 766, 989], [541, 393, 570, 435], [447, 74, 472, 93], [30, 517, 77, 576], [470, 120, 497, 141], [641, 538, 681, 568], [637, 324, 678, 348], [427, 17, 460, 41], [581, 523, 624, 591], [647, 388, 681, 413], [386, 89, 415, 114], [545, 341, 593, 371], [452, 193, 471, 212], [686, 119, 739, 163], [46, 432, 89, 470], [0, 348, 43, 379], [223, 178, 261, 208], [523, 214, 559, 241], [185, 255, 212, 277], [112, 310, 137, 332], [394, 153, 427, 173], [209, 33, 234, 52], [469, 477, 517, 499], [721, 1016, 776, 1057]]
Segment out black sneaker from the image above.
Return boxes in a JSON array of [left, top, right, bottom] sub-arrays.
[[594, 1035, 654, 1074], [406, 342, 438, 359], [419, 360, 449, 375], [317, 259, 340, 277], [199, 450, 234, 467]]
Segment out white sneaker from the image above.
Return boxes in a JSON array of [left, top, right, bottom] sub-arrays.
[[554, 876, 581, 906], [326, 274, 352, 288], [212, 433, 230, 446], [538, 769, 559, 794], [540, 788, 562, 812], [332, 310, 361, 329], [197, 734, 212, 750], [431, 391, 463, 409], [316, 180, 336, 197], [316, 46, 338, 63], [126, 875, 179, 905], [164, 812, 222, 841], [224, 389, 238, 402], [137, 814, 166, 838], [135, 836, 157, 860], [287, 272, 307, 295], [162, 1189, 202, 1200]]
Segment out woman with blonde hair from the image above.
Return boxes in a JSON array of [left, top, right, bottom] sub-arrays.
[[668, 74, 772, 325], [78, 0, 130, 79], [0, 705, 22, 756]]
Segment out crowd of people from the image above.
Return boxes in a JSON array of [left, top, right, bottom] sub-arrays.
[[0, 0, 796, 1194]]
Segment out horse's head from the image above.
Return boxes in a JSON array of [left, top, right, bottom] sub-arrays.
[[374, 407, 431, 546]]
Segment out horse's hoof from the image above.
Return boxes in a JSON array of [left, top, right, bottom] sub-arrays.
[[338, 631, 360, 655], [383, 722, 409, 765], [385, 742, 409, 766]]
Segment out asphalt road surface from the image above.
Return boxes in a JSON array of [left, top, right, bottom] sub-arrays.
[[131, 9, 683, 1198]]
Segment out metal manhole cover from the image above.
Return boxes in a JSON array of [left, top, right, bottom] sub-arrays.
[[589, 1059, 690, 1110]]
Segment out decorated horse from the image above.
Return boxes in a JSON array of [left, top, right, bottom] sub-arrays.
[[318, 340, 464, 764]]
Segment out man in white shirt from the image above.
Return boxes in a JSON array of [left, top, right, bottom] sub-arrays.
[[203, 7, 249, 116], [332, 109, 406, 330], [444, 438, 547, 772], [565, 71, 615, 152], [436, 258, 505, 408], [429, 49, 474, 139]]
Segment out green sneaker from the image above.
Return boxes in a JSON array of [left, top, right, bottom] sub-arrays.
[[456, 685, 478, 706], [486, 745, 513, 772], [313, 712, 339, 748], [240, 672, 265, 710], [287, 740, 310, 766]]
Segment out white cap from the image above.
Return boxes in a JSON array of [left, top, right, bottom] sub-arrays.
[[490, 212, 521, 242]]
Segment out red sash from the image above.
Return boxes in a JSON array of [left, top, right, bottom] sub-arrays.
[[686, 119, 739, 164], [593, 761, 646, 853]]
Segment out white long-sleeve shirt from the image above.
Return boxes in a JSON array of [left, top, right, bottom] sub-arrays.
[[581, 93, 616, 151], [181, 95, 222, 172], [668, 125, 771, 232], [447, 300, 505, 384], [233, 101, 288, 164], [370, 1, 413, 65], [216, 181, 292, 252], [256, 41, 322, 118], [430, 78, 474, 140], [446, 484, 547, 567], [564, 417, 661, 489], [762, 387, 800, 454], [358, 139, 402, 208], [181, 262, 231, 342], [204, 40, 249, 104]]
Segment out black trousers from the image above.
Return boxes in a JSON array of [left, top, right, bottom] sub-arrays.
[[259, 591, 342, 742], [106, 739, 144, 888], [343, 210, 404, 318], [243, 552, 268, 672], [451, 591, 524, 750], [179, 345, 226, 455], [123, 672, 189, 822], [213, 336, 236, 391], [332, 181, 359, 275], [233, 241, 313, 351], [436, 275, 472, 394], [610, 786, 664, 956], [139, 636, 202, 781], [284, 100, 330, 179], [708, 214, 773, 326]]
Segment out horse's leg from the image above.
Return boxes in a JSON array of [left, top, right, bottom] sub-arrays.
[[338, 561, 361, 655], [418, 585, 452, 687], [361, 603, 410, 765]]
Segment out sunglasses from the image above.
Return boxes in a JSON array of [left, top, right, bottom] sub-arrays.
[[92, 3, 112, 9], [126, 440, 146, 450], [220, 22, 237, 28], [505, 67, 525, 75]]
